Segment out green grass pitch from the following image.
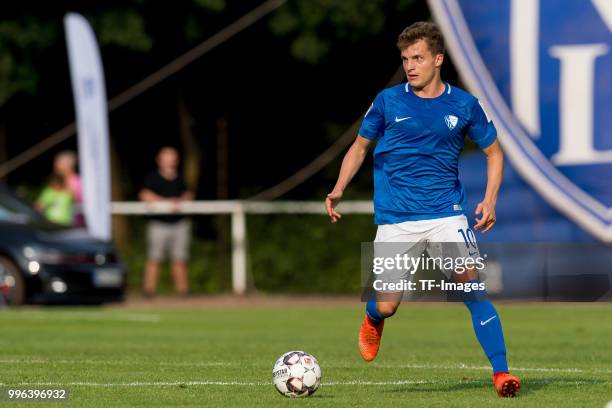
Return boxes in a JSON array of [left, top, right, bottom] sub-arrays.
[[0, 302, 610, 407]]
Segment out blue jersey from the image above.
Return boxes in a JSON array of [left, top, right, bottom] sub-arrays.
[[359, 82, 497, 225]]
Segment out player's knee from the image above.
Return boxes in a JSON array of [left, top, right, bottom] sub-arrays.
[[377, 302, 399, 318]]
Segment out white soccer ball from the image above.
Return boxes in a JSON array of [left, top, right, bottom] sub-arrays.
[[272, 350, 321, 397]]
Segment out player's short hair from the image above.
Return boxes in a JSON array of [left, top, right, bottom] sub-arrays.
[[397, 21, 445, 55]]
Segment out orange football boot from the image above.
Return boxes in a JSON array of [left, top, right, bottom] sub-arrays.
[[493, 372, 521, 397], [358, 315, 384, 361]]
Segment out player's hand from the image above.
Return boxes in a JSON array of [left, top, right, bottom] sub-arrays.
[[325, 190, 343, 223], [474, 200, 496, 233]]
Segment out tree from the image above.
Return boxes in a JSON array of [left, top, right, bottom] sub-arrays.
[[0, 1, 227, 253], [0, 17, 58, 106], [269, 0, 415, 64]]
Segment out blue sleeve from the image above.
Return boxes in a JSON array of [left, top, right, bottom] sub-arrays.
[[467, 99, 497, 149], [358, 92, 385, 140]]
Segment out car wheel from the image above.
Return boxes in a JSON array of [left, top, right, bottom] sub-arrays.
[[0, 256, 25, 306]]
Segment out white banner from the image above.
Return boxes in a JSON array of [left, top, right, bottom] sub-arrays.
[[64, 13, 111, 241]]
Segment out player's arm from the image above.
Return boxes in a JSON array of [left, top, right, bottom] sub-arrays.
[[325, 135, 372, 223], [475, 139, 504, 233]]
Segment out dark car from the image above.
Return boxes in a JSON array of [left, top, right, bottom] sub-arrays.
[[0, 185, 125, 305]]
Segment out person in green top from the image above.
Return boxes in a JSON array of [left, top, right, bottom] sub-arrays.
[[36, 173, 74, 225]]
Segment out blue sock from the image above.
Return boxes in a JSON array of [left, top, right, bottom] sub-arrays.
[[366, 298, 384, 324], [462, 280, 508, 373]]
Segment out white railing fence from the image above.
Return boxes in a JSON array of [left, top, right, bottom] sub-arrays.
[[111, 200, 374, 294]]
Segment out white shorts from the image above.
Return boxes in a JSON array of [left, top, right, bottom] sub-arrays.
[[375, 214, 477, 245], [373, 215, 481, 283]]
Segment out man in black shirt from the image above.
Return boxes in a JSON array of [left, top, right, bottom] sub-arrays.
[[139, 146, 194, 297]]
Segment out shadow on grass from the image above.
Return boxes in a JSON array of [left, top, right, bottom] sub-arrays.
[[386, 376, 609, 397], [517, 376, 609, 397], [387, 379, 485, 394]]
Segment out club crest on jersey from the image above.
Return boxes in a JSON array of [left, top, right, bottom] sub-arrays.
[[429, 0, 612, 241], [444, 115, 458, 130]]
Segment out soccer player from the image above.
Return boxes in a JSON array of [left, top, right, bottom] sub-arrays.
[[325, 22, 521, 397]]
